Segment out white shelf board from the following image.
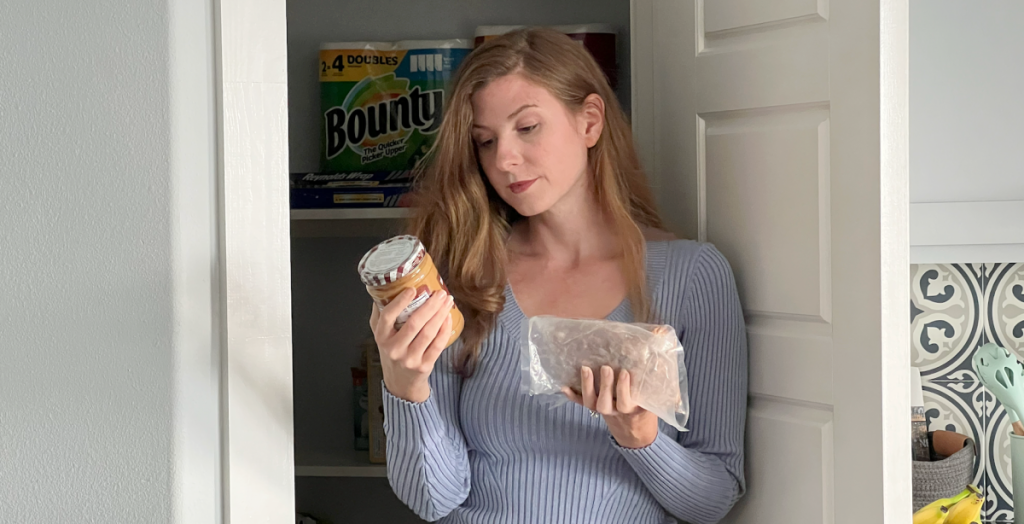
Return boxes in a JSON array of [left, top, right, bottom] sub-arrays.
[[910, 200, 1024, 262], [911, 201, 1024, 247], [295, 448, 387, 478], [291, 208, 411, 220]]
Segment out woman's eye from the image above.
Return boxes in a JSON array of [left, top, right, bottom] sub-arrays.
[[477, 139, 494, 148], [519, 124, 538, 134]]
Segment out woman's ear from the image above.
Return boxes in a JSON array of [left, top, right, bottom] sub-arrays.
[[578, 93, 606, 148]]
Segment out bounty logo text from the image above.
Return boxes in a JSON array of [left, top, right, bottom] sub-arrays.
[[325, 74, 444, 164]]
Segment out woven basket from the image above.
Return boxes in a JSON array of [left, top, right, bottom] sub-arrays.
[[911, 438, 976, 512]]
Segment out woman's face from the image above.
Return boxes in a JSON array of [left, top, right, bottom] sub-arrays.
[[470, 73, 604, 217]]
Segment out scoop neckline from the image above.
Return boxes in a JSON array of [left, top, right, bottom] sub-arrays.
[[504, 283, 631, 320], [497, 240, 668, 338]]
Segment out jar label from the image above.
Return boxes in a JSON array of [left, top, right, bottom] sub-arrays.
[[395, 288, 431, 329]]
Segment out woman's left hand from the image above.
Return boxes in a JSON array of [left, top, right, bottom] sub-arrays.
[[563, 365, 660, 449]]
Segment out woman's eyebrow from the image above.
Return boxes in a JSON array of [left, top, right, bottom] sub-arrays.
[[506, 104, 538, 119], [472, 104, 539, 130]]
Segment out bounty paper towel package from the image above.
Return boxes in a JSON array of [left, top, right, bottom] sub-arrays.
[[319, 40, 472, 172]]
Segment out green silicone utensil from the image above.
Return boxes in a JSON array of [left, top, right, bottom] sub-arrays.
[[973, 342, 1024, 436]]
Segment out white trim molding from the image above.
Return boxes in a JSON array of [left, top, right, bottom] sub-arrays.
[[910, 200, 1024, 263], [214, 0, 295, 521]]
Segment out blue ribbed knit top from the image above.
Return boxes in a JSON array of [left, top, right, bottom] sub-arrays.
[[382, 240, 748, 523]]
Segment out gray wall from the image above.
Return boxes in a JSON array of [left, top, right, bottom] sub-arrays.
[[287, 0, 632, 172], [911, 0, 1024, 203], [0, 0, 220, 522]]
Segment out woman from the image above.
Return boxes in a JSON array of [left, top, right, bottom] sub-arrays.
[[368, 28, 747, 524]]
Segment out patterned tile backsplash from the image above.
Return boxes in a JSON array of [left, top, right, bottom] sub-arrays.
[[913, 263, 1024, 522]]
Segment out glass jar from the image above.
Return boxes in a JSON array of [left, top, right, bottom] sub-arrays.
[[358, 235, 464, 348]]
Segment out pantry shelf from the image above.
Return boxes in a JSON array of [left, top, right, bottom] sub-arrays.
[[295, 450, 388, 478], [290, 208, 411, 220], [290, 208, 411, 238]]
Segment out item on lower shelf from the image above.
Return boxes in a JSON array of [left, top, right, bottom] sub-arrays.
[[352, 367, 369, 451], [474, 24, 617, 88], [290, 183, 413, 209], [296, 512, 332, 524], [290, 171, 415, 188], [367, 340, 386, 464]]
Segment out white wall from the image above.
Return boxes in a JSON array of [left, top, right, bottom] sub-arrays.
[[287, 0, 632, 172], [0, 0, 221, 522], [911, 0, 1024, 203]]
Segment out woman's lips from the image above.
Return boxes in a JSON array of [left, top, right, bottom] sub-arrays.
[[509, 179, 537, 194]]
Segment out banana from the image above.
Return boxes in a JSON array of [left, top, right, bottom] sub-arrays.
[[945, 491, 984, 524], [912, 503, 949, 524], [913, 486, 980, 524]]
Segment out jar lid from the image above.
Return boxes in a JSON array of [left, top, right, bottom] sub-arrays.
[[358, 235, 427, 287]]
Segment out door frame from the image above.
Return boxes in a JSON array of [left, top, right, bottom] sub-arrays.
[[211, 0, 909, 520], [215, 0, 295, 522]]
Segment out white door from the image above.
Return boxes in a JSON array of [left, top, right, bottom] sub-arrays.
[[631, 1, 910, 523]]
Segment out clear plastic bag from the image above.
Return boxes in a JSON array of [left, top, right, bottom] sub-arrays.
[[520, 316, 689, 431]]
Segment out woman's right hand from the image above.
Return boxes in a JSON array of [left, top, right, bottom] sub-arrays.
[[370, 287, 455, 403]]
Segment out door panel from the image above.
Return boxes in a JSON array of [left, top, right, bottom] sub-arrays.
[[747, 324, 833, 405], [724, 397, 835, 524], [703, 106, 831, 322], [632, 0, 910, 522], [703, 0, 827, 34], [697, 19, 828, 111]]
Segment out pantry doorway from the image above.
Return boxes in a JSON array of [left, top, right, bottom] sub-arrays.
[[215, 0, 911, 523]]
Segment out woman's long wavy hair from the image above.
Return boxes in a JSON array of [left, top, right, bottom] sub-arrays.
[[408, 27, 665, 377]]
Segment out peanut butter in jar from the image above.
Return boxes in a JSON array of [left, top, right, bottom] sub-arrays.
[[358, 235, 464, 348]]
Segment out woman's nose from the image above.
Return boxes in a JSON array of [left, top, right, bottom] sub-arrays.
[[495, 139, 522, 171]]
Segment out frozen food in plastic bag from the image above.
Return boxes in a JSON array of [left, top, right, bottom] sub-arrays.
[[520, 316, 689, 431]]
